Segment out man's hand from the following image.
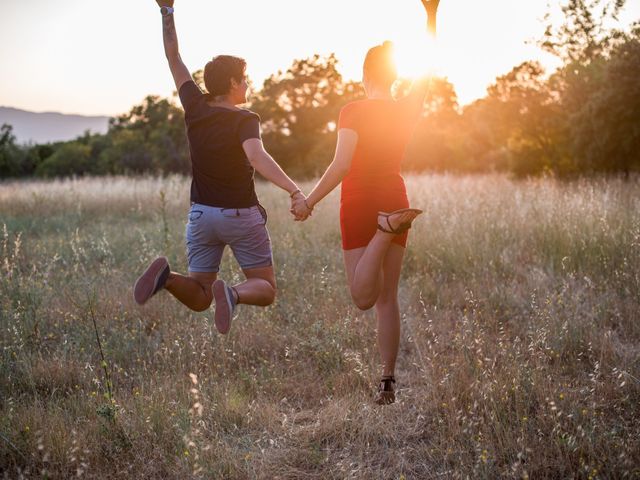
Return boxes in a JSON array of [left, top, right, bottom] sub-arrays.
[[290, 193, 312, 222], [156, 0, 174, 8]]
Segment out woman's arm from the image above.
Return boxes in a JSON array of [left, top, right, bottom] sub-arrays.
[[292, 129, 358, 218], [421, 0, 440, 38], [406, 1, 438, 102], [156, 1, 191, 90]]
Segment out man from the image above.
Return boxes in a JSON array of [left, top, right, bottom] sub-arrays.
[[134, 0, 307, 334]]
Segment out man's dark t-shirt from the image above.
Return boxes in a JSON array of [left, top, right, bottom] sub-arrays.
[[178, 80, 261, 208]]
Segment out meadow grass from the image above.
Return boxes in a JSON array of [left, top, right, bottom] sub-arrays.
[[1, 174, 639, 479]]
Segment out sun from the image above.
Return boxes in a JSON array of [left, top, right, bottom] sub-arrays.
[[393, 31, 441, 79]]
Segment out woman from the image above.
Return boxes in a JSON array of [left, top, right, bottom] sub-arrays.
[[134, 0, 306, 334], [292, 38, 430, 404]]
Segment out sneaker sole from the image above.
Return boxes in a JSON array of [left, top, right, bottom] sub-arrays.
[[133, 257, 169, 305], [213, 280, 233, 334]]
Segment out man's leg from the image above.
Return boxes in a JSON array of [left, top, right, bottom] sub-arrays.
[[234, 265, 277, 306], [164, 271, 218, 312]]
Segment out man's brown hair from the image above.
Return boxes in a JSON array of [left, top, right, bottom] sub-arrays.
[[204, 55, 247, 97]]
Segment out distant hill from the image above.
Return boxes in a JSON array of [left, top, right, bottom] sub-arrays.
[[0, 106, 110, 144]]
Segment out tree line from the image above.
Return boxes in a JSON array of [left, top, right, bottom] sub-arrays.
[[1, 0, 638, 180]]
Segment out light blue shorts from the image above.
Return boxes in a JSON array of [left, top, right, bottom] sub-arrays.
[[185, 203, 273, 273]]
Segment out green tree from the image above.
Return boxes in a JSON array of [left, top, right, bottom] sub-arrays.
[[403, 77, 467, 172], [540, 0, 629, 65], [489, 62, 571, 175], [35, 142, 92, 178], [20, 143, 55, 176], [540, 0, 639, 175], [0, 124, 23, 178], [571, 32, 640, 175], [108, 95, 190, 173], [250, 54, 365, 176]]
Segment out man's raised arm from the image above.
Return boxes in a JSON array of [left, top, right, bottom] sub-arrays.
[[156, 0, 191, 90]]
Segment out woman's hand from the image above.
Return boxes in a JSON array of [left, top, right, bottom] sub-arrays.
[[290, 193, 313, 222], [420, 0, 440, 36], [420, 0, 439, 14]]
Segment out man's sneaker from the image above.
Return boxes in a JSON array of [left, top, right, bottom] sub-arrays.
[[133, 257, 170, 305], [212, 279, 237, 334]]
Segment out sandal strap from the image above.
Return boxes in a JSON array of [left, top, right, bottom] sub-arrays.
[[377, 215, 407, 235], [386, 216, 395, 233], [380, 376, 396, 391], [377, 220, 396, 234]]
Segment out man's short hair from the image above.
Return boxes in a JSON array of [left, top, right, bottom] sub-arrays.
[[204, 55, 247, 97]]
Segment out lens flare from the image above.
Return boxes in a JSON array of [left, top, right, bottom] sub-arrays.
[[394, 33, 441, 79]]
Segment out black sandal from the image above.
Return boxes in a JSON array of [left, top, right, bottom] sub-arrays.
[[375, 376, 396, 405], [377, 208, 423, 235]]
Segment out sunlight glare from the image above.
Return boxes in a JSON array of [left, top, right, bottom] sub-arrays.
[[394, 31, 441, 79]]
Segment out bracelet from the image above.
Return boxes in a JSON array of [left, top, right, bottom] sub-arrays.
[[304, 199, 313, 211], [289, 189, 302, 198]]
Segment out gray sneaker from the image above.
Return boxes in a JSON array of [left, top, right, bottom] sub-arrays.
[[133, 257, 170, 305], [212, 279, 237, 334]]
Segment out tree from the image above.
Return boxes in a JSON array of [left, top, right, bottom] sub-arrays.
[[35, 142, 92, 178], [106, 95, 190, 173], [540, 0, 639, 175], [0, 124, 22, 178], [540, 0, 629, 65], [571, 33, 640, 175], [250, 54, 365, 176], [403, 77, 466, 172]]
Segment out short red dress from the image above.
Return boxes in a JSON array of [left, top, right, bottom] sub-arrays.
[[338, 95, 423, 250]]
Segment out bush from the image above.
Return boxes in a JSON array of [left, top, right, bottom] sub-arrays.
[[35, 142, 92, 178]]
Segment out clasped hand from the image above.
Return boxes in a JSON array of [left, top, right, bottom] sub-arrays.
[[290, 192, 312, 222]]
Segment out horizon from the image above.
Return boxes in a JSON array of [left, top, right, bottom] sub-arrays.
[[0, 0, 638, 117]]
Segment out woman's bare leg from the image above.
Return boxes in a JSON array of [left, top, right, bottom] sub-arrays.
[[164, 271, 217, 312], [346, 210, 418, 310], [375, 245, 405, 377]]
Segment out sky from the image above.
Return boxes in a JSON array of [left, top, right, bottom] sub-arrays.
[[0, 0, 638, 117]]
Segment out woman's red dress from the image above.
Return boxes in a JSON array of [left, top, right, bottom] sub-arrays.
[[338, 95, 423, 250]]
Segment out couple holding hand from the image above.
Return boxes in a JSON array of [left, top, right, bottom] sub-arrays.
[[134, 0, 431, 405]]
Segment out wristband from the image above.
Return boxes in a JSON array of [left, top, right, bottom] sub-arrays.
[[304, 199, 313, 211], [289, 189, 302, 198], [160, 6, 174, 16]]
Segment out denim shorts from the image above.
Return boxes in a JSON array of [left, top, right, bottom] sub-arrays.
[[185, 203, 272, 273]]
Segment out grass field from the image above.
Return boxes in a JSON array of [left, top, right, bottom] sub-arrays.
[[1, 174, 639, 479]]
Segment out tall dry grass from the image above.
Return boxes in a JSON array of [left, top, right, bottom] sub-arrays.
[[1, 174, 639, 479]]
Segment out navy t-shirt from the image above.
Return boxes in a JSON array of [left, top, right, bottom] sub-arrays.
[[178, 80, 261, 208]]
